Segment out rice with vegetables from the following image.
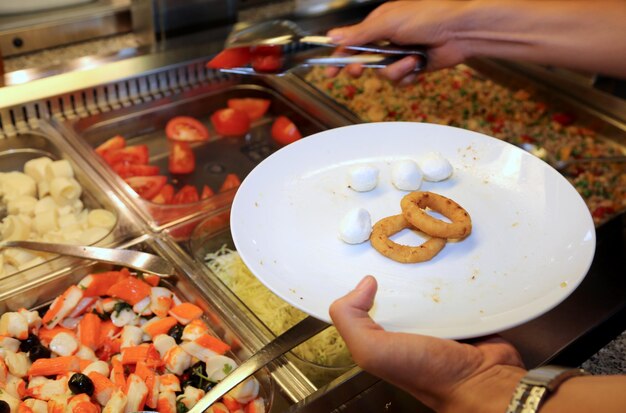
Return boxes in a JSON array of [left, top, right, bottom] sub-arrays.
[[305, 66, 626, 224]]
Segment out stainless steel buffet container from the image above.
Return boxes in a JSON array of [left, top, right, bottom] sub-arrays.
[[56, 66, 356, 231], [294, 58, 626, 225], [0, 234, 276, 412], [0, 125, 141, 284], [164, 208, 356, 388], [160, 209, 375, 411]]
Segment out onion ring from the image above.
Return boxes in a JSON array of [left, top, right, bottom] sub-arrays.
[[400, 191, 472, 239], [370, 214, 447, 263]]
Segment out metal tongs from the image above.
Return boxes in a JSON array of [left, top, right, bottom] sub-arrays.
[[221, 19, 428, 75], [188, 316, 330, 413], [0, 240, 175, 277]]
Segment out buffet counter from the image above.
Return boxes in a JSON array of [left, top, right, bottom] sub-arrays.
[[0, 2, 625, 412]]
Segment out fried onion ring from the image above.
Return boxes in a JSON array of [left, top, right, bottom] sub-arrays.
[[370, 214, 447, 263], [400, 191, 472, 239]]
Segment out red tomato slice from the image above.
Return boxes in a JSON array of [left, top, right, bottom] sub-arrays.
[[219, 173, 241, 192], [206, 47, 252, 69], [227, 98, 271, 121], [112, 163, 160, 179], [251, 45, 283, 73], [271, 116, 302, 145], [125, 175, 167, 200], [165, 116, 209, 142], [201, 185, 215, 199], [168, 141, 196, 175], [151, 184, 175, 204], [95, 135, 126, 156], [103, 145, 150, 166], [210, 108, 251, 136], [172, 185, 200, 204]]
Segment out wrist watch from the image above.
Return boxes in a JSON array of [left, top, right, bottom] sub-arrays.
[[505, 365, 588, 413]]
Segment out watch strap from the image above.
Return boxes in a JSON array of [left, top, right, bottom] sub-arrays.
[[505, 366, 587, 413]]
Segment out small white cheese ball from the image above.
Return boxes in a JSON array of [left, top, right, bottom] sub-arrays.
[[419, 152, 453, 182], [348, 165, 379, 192], [391, 160, 422, 191], [339, 208, 372, 244]]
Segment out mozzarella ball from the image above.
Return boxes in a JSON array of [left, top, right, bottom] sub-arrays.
[[419, 152, 453, 182], [339, 208, 372, 244], [348, 165, 379, 192], [391, 160, 422, 191]]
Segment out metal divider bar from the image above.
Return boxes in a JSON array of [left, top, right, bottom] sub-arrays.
[[0, 61, 229, 138]]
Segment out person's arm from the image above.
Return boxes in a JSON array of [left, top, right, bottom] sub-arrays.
[[326, 0, 626, 80], [329, 275, 626, 412]]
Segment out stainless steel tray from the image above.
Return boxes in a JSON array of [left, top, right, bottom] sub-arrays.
[[0, 127, 141, 287], [56, 74, 355, 230], [0, 234, 277, 412], [161, 209, 376, 411], [294, 58, 626, 226]]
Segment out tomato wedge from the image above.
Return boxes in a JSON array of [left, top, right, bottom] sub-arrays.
[[251, 45, 283, 73], [172, 185, 200, 204], [112, 163, 160, 179], [125, 176, 167, 200], [201, 185, 215, 199], [95, 135, 126, 156], [151, 184, 175, 204], [271, 116, 302, 145], [168, 141, 195, 175], [211, 108, 251, 136], [206, 47, 252, 69], [227, 98, 271, 121], [219, 173, 241, 192], [103, 145, 150, 166], [165, 116, 209, 142]]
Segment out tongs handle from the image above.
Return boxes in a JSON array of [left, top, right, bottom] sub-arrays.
[[300, 35, 427, 55], [188, 316, 330, 413], [0, 240, 175, 277], [305, 53, 427, 72]]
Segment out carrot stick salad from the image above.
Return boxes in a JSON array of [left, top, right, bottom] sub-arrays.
[[305, 66, 626, 225], [0, 268, 266, 413]]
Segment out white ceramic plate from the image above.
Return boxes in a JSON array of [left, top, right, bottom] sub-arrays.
[[231, 122, 596, 339]]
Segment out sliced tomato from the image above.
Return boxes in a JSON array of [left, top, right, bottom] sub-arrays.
[[227, 98, 271, 121], [95, 135, 126, 156], [151, 184, 175, 204], [201, 185, 215, 199], [251, 45, 283, 73], [271, 116, 302, 145], [112, 162, 160, 179], [206, 47, 252, 69], [125, 175, 167, 200], [165, 116, 209, 142], [103, 145, 150, 166], [219, 173, 241, 192], [168, 141, 196, 175], [211, 108, 251, 136], [172, 185, 200, 204]]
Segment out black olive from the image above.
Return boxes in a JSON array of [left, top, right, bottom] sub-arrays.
[[20, 333, 41, 353], [0, 400, 9, 413], [167, 324, 184, 343], [28, 344, 51, 362], [69, 373, 94, 396]]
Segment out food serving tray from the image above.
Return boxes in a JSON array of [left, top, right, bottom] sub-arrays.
[[161, 209, 373, 410], [296, 58, 626, 227], [56, 73, 355, 231], [0, 127, 140, 286], [0, 234, 277, 412]]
